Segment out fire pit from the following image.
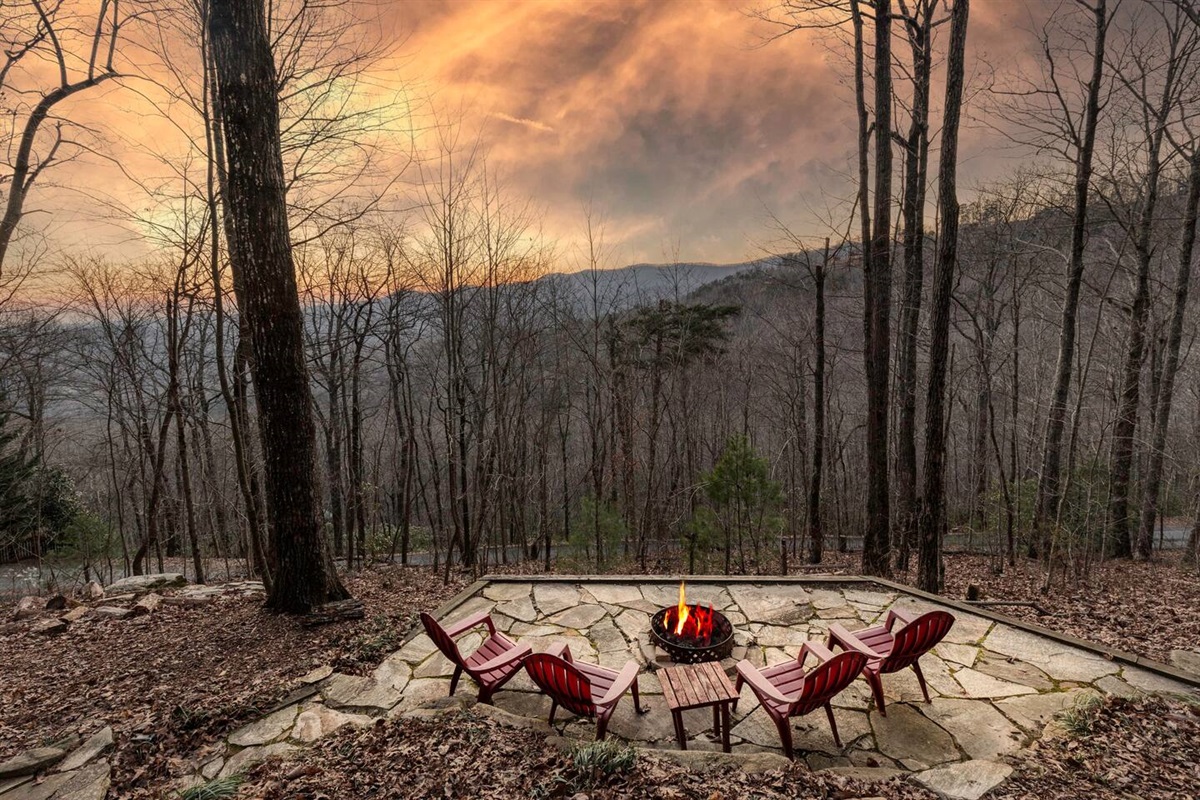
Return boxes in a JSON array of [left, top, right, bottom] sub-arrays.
[[650, 582, 735, 664]]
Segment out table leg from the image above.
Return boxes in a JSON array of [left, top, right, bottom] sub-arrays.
[[712, 704, 720, 738], [673, 710, 687, 750], [720, 702, 731, 753]]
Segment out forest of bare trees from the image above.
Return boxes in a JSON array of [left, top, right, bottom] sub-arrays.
[[3, 0, 1200, 604]]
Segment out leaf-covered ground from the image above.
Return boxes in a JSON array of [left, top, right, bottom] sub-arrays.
[[238, 708, 937, 800], [994, 695, 1200, 800], [238, 695, 1200, 800], [0, 565, 467, 798], [939, 552, 1200, 664]]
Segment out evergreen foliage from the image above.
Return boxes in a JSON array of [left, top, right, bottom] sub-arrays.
[[686, 435, 783, 573]]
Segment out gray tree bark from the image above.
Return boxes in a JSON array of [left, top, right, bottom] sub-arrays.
[[207, 0, 348, 612]]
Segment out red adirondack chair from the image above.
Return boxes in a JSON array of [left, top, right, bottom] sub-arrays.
[[827, 607, 955, 716], [734, 642, 867, 758], [523, 642, 646, 741], [420, 611, 531, 704]]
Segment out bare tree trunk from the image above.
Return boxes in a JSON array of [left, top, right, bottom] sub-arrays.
[[917, 0, 969, 593], [1108, 29, 1179, 559], [201, 20, 269, 586], [207, 0, 348, 612], [808, 240, 829, 564], [1139, 147, 1200, 558], [895, 1, 934, 573], [1034, 0, 1108, 555], [862, 0, 894, 577]]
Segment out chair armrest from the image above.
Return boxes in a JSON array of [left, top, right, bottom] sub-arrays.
[[544, 641, 573, 662], [474, 642, 531, 673], [735, 660, 796, 707], [801, 640, 838, 664], [828, 623, 883, 659], [886, 607, 917, 631], [595, 660, 640, 707], [444, 610, 494, 637]]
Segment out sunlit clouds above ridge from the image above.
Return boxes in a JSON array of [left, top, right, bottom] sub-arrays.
[[39, 0, 1040, 269], [391, 0, 1037, 264]]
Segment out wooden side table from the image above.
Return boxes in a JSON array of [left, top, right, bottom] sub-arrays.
[[656, 661, 740, 752]]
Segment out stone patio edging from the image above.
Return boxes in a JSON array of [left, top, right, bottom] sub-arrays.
[[165, 573, 1198, 798], [460, 574, 1200, 689]]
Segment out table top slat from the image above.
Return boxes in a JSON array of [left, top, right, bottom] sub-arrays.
[[677, 670, 698, 707], [659, 673, 679, 708], [657, 662, 737, 711]]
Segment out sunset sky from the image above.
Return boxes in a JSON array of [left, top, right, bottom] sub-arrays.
[[38, 0, 1048, 268], [389, 0, 1035, 264]]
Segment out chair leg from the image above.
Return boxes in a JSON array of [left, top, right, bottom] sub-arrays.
[[824, 702, 842, 749], [478, 684, 495, 705], [733, 674, 743, 712], [866, 672, 887, 717], [597, 710, 612, 741], [771, 714, 795, 760], [449, 665, 463, 696], [912, 662, 931, 704], [632, 678, 647, 714], [549, 698, 558, 726]]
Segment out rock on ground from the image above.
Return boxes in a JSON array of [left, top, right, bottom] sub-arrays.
[[0, 746, 67, 778], [914, 759, 1013, 800], [56, 729, 113, 773], [12, 597, 41, 621], [104, 573, 187, 593]]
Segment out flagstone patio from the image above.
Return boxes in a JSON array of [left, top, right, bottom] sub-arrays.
[[177, 576, 1200, 800]]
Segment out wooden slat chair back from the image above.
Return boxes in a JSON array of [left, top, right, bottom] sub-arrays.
[[790, 650, 868, 717], [828, 608, 955, 716], [882, 610, 954, 673], [734, 642, 867, 758], [523, 643, 646, 741], [421, 612, 463, 666], [523, 653, 596, 718], [419, 611, 530, 704]]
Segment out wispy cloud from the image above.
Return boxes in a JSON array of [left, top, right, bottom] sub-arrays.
[[488, 111, 556, 134]]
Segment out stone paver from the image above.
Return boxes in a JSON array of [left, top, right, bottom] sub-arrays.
[[320, 674, 402, 713], [941, 613, 993, 645], [972, 651, 1054, 691], [56, 729, 113, 773], [919, 699, 1023, 760], [870, 704, 958, 769], [218, 743, 298, 780], [291, 705, 372, 743], [495, 595, 538, 622], [532, 584, 580, 616], [3, 761, 110, 800], [952, 668, 1038, 699], [915, 760, 1013, 800], [228, 705, 299, 747], [1170, 649, 1200, 676], [372, 655, 412, 691], [550, 604, 608, 630], [0, 748, 67, 779], [483, 582, 532, 602], [584, 584, 644, 605], [1122, 666, 1196, 695], [994, 688, 1093, 733]]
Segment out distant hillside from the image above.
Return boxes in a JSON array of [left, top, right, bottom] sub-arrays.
[[542, 258, 777, 311]]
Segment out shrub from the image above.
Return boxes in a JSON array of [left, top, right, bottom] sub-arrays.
[[570, 739, 636, 788]]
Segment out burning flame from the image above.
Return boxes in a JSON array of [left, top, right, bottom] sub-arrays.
[[669, 581, 715, 643], [673, 581, 689, 635]]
